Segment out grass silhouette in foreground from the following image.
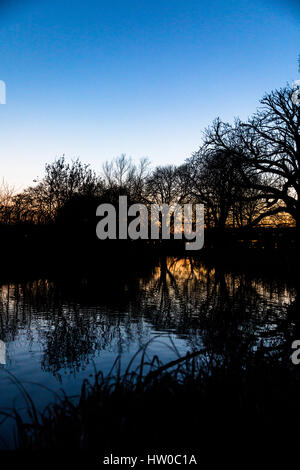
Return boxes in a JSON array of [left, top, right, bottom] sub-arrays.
[[1, 336, 300, 458]]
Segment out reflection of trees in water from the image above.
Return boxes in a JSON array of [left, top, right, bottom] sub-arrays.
[[0, 268, 159, 376], [138, 257, 296, 361], [0, 257, 296, 377]]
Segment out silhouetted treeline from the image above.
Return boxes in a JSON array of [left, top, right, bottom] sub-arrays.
[[0, 83, 298, 249]]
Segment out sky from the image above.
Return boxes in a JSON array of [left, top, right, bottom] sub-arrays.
[[0, 0, 300, 189]]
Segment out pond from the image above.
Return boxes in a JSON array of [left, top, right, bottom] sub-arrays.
[[0, 255, 296, 448]]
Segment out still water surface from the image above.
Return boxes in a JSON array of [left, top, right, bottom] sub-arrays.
[[0, 256, 296, 446]]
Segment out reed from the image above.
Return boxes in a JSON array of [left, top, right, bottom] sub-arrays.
[[1, 338, 300, 453]]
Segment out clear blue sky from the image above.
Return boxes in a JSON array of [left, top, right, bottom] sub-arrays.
[[0, 0, 299, 188]]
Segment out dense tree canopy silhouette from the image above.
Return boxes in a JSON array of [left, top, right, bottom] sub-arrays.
[[186, 149, 265, 229], [145, 164, 190, 206]]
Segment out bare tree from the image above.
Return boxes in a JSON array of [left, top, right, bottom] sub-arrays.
[[187, 150, 236, 229], [0, 180, 15, 224], [8, 157, 103, 224], [31, 156, 103, 221], [203, 85, 299, 232], [146, 164, 189, 206], [102, 154, 150, 201]]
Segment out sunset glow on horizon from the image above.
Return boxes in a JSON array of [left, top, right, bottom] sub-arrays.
[[0, 0, 300, 188]]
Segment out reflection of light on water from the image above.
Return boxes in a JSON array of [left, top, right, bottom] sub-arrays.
[[150, 257, 215, 283], [0, 255, 297, 445], [251, 281, 294, 305], [0, 340, 5, 365], [148, 258, 295, 308], [167, 257, 211, 281], [0, 279, 56, 316]]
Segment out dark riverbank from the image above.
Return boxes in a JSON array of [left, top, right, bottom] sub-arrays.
[[0, 223, 297, 277]]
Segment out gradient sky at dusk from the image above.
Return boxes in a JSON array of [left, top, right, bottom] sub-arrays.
[[0, 0, 300, 188]]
